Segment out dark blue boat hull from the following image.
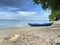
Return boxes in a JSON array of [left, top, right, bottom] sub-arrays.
[[28, 23, 53, 26]]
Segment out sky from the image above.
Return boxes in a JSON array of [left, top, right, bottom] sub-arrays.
[[0, 0, 51, 20]]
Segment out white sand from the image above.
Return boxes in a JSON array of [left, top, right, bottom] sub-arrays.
[[0, 26, 60, 45]]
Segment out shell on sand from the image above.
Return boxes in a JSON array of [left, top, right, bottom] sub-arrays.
[[9, 34, 19, 42], [0, 39, 4, 42]]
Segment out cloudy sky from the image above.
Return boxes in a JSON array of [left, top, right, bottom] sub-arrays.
[[0, 0, 51, 20]]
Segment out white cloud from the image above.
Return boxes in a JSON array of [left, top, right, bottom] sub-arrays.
[[17, 11, 37, 16], [7, 7, 18, 10], [0, 11, 20, 19], [0, 12, 12, 16]]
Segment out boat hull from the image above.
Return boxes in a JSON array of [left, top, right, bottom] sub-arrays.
[[28, 23, 53, 26]]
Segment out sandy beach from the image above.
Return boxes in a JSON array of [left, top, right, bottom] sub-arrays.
[[0, 21, 60, 45]]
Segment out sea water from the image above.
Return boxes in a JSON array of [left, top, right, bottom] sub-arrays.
[[0, 20, 50, 28]]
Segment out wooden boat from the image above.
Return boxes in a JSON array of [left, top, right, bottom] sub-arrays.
[[28, 23, 53, 26]]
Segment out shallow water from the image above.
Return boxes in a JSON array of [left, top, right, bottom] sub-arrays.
[[0, 20, 50, 28]]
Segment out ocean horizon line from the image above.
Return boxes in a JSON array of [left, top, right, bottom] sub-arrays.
[[0, 19, 49, 21]]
